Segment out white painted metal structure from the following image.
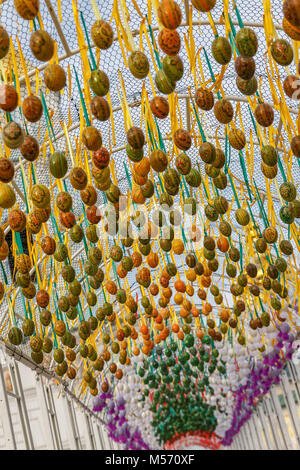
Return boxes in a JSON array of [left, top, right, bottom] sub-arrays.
[[0, 342, 300, 449]]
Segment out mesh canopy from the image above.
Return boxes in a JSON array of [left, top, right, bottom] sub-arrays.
[[0, 0, 299, 437]]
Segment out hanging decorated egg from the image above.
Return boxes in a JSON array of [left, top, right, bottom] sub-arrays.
[[2, 122, 24, 149], [194, 88, 214, 111], [0, 183, 16, 209], [86, 205, 101, 224], [283, 0, 300, 28], [0, 158, 14, 183], [228, 129, 246, 150], [60, 211, 76, 228], [8, 209, 26, 232], [91, 20, 114, 50], [261, 162, 277, 178], [150, 96, 170, 119], [27, 212, 42, 234], [235, 208, 250, 226], [158, 28, 181, 55], [82, 126, 102, 151], [280, 182, 297, 202], [186, 168, 201, 187], [212, 37, 232, 65], [235, 56, 256, 80], [191, 0, 216, 11], [236, 76, 258, 95], [41, 236, 56, 255], [127, 127, 145, 149], [254, 103, 274, 127], [14, 0, 39, 19], [93, 147, 110, 169], [291, 135, 300, 157], [175, 153, 191, 175], [49, 151, 68, 179], [261, 145, 278, 166], [44, 64, 66, 92], [90, 96, 111, 121], [214, 99, 234, 124], [89, 69, 110, 96], [30, 30, 54, 62], [150, 149, 168, 172], [279, 206, 294, 224], [157, 0, 182, 30], [0, 84, 18, 113], [199, 142, 216, 163], [0, 26, 10, 59], [271, 39, 293, 66], [128, 51, 150, 79], [263, 226, 278, 243], [235, 28, 258, 57], [162, 55, 184, 82], [69, 167, 88, 190], [20, 135, 39, 162], [22, 95, 43, 122], [31, 184, 50, 209], [282, 17, 300, 40], [33, 207, 50, 224], [8, 327, 23, 346], [173, 128, 191, 151], [213, 148, 225, 168], [155, 69, 176, 95], [81, 185, 97, 206]]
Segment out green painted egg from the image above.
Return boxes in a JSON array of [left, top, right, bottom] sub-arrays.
[[261, 145, 278, 166], [31, 184, 50, 209], [280, 181, 297, 202], [69, 225, 84, 243], [89, 69, 110, 96], [213, 195, 228, 214], [235, 208, 250, 226], [205, 204, 219, 221], [50, 151, 68, 179], [279, 205, 294, 224], [128, 51, 149, 79], [155, 69, 176, 95], [31, 352, 43, 364], [22, 319, 35, 336], [213, 171, 228, 190], [86, 225, 99, 243], [290, 199, 300, 218], [219, 220, 232, 236], [212, 36, 232, 65], [88, 246, 102, 265], [185, 168, 201, 187], [110, 245, 123, 262], [162, 55, 184, 82], [40, 309, 52, 326], [8, 327, 23, 345], [271, 39, 293, 66], [175, 153, 191, 175], [235, 28, 258, 57], [280, 239, 293, 256], [126, 144, 144, 162], [236, 75, 258, 95], [54, 242, 68, 262], [205, 163, 220, 178], [69, 279, 81, 296]]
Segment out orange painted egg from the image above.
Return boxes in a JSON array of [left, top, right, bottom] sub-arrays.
[[22, 95, 43, 122]]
